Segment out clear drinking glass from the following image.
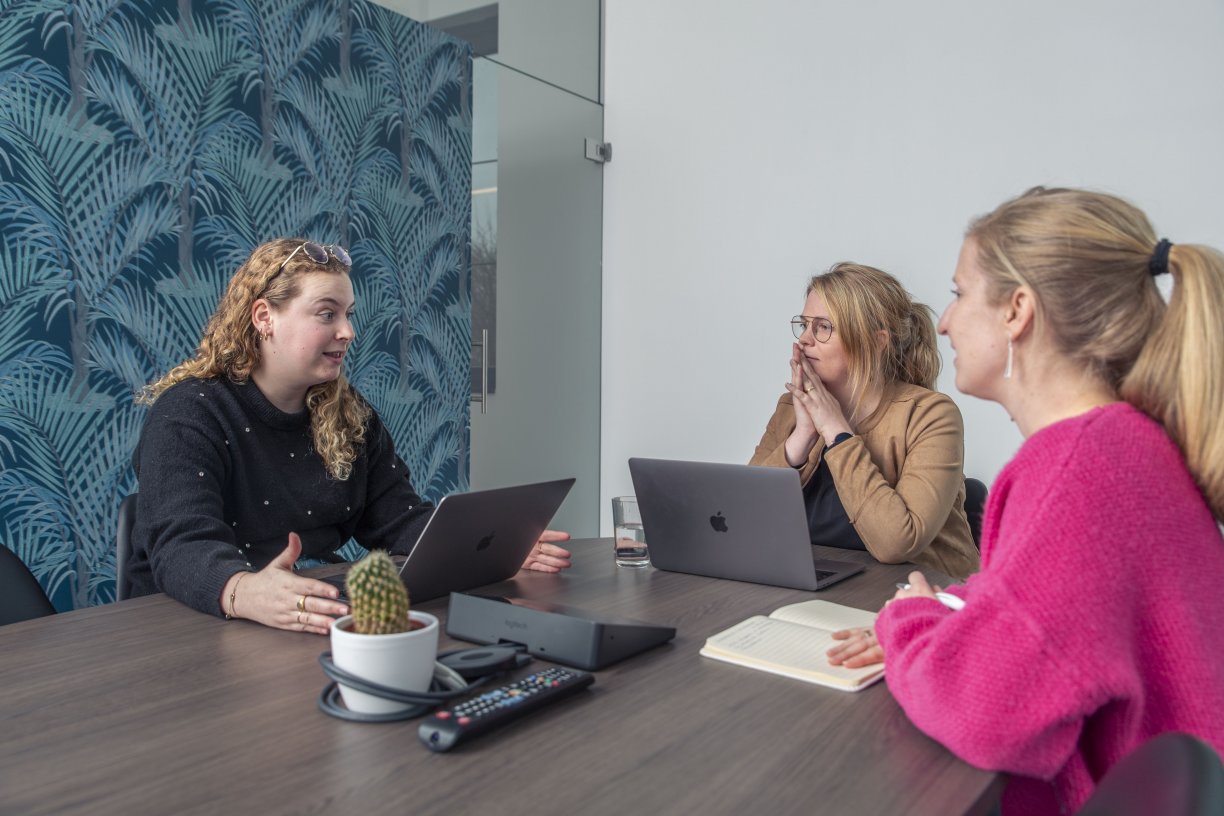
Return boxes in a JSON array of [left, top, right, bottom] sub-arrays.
[[612, 496, 649, 568]]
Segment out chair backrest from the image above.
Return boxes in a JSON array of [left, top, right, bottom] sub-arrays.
[[963, 477, 988, 549], [0, 543, 56, 625], [115, 493, 138, 602], [1076, 732, 1224, 816]]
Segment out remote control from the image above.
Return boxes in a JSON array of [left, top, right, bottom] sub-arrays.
[[418, 666, 594, 752]]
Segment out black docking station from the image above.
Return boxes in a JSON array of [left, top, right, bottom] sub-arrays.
[[445, 592, 676, 670]]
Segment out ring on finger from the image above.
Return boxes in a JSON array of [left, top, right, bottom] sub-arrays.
[[297, 611, 307, 625], [297, 594, 307, 612]]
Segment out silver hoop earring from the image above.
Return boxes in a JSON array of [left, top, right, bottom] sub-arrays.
[[1004, 338, 1013, 380]]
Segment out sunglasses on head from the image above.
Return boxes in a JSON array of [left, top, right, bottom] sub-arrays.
[[280, 241, 351, 271]]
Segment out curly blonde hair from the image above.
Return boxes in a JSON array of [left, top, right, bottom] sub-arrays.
[[140, 238, 371, 480]]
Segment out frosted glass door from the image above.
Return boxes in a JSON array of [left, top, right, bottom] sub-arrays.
[[469, 64, 603, 536]]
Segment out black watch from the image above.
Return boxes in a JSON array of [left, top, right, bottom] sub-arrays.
[[827, 432, 853, 450]]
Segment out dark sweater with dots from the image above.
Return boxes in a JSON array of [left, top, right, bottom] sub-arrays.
[[128, 377, 433, 616]]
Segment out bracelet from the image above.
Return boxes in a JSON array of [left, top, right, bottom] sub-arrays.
[[225, 572, 250, 620]]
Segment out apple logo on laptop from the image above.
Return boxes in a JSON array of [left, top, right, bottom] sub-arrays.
[[710, 512, 728, 533], [476, 532, 495, 551]]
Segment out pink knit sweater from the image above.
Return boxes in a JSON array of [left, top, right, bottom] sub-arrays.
[[875, 403, 1224, 814]]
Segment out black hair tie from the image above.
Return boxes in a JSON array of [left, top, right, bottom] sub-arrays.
[[1149, 238, 1173, 277]]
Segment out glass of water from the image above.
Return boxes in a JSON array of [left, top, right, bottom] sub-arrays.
[[611, 496, 649, 568]]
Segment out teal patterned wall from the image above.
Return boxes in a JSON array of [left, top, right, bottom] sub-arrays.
[[0, 0, 472, 610]]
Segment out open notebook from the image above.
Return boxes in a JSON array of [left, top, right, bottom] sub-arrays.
[[700, 599, 884, 691]]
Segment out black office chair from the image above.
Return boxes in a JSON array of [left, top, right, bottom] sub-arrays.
[[0, 543, 56, 625], [115, 493, 138, 602], [964, 477, 988, 549], [1075, 732, 1224, 816]]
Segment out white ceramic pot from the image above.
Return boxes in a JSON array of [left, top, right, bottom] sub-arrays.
[[330, 611, 440, 715]]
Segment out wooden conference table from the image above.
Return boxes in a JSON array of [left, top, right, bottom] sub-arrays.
[[1, 540, 1002, 815]]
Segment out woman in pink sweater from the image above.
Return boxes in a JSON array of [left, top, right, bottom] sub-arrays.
[[830, 187, 1224, 814]]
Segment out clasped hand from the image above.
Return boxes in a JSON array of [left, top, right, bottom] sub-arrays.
[[783, 344, 853, 465]]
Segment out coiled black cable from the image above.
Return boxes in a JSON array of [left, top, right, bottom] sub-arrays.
[[317, 645, 528, 722]]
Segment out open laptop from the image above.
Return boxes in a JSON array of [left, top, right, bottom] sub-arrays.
[[323, 478, 575, 603], [627, 458, 863, 591]]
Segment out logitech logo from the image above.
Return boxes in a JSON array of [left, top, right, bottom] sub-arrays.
[[476, 532, 494, 551], [505, 619, 527, 630], [710, 512, 728, 533]]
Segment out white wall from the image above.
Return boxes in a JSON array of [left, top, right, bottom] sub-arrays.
[[600, 0, 1224, 531]]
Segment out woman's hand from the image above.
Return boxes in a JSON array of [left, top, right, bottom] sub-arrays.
[[220, 532, 349, 635], [522, 529, 572, 572], [827, 627, 885, 668], [783, 343, 821, 465], [785, 352, 854, 446], [827, 572, 941, 668], [890, 570, 941, 604]]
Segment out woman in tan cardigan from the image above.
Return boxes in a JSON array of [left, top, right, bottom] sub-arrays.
[[750, 263, 978, 581]]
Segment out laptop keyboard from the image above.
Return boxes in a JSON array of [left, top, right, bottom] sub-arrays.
[[813, 569, 836, 582]]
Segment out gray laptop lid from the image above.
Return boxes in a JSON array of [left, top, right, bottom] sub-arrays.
[[399, 478, 575, 602], [627, 458, 861, 591]]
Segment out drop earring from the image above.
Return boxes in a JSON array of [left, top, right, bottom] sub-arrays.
[[1004, 338, 1013, 380]]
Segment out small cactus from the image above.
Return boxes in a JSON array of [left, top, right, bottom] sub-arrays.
[[345, 551, 411, 635]]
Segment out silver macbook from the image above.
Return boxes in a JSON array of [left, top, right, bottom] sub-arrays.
[[324, 478, 574, 603], [627, 458, 863, 591]]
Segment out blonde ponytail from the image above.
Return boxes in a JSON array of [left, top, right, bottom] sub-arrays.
[[969, 187, 1224, 521], [1121, 244, 1224, 520]]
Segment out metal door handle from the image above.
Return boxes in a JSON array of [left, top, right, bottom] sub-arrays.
[[472, 329, 488, 414]]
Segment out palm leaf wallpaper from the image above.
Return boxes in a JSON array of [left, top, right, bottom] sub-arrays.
[[0, 0, 472, 610]]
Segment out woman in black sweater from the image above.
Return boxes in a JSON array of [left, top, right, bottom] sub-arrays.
[[128, 239, 570, 633]]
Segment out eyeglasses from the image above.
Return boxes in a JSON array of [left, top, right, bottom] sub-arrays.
[[791, 315, 835, 343], [280, 241, 351, 272]]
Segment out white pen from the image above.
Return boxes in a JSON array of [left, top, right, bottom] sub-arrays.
[[896, 582, 966, 611]]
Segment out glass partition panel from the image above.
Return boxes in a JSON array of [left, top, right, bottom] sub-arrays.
[[372, 0, 603, 535]]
